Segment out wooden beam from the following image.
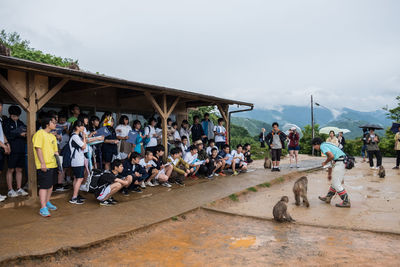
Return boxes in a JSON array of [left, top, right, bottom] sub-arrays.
[[37, 78, 69, 109], [163, 94, 167, 115], [166, 97, 181, 118], [217, 104, 228, 122], [144, 92, 165, 117], [0, 73, 28, 110]]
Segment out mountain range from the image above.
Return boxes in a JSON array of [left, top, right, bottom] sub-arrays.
[[232, 106, 392, 139]]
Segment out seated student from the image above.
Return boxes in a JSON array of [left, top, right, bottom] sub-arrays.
[[139, 150, 160, 187], [101, 115, 119, 170], [243, 143, 253, 164], [231, 144, 248, 176], [183, 145, 201, 179], [216, 144, 232, 176], [195, 140, 213, 178], [167, 147, 193, 186], [122, 152, 145, 194], [153, 145, 173, 187], [94, 159, 132, 206], [180, 135, 189, 157], [3, 105, 28, 197], [206, 139, 218, 156], [209, 147, 223, 178], [69, 120, 87, 205]]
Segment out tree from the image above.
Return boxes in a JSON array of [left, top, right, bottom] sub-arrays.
[[0, 29, 78, 67], [188, 106, 219, 125], [383, 95, 400, 122], [299, 124, 328, 155]]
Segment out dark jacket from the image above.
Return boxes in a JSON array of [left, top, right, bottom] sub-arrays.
[[3, 118, 26, 153], [265, 130, 287, 149], [102, 126, 118, 155], [197, 149, 209, 161], [191, 123, 204, 142], [94, 171, 120, 198]]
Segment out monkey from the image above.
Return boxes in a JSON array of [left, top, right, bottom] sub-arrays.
[[273, 196, 295, 222], [67, 62, 80, 70], [0, 43, 11, 56], [264, 155, 272, 169], [293, 176, 309, 207], [378, 165, 385, 178]]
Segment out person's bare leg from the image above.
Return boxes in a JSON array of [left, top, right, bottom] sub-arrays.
[[165, 165, 173, 177], [289, 150, 294, 165], [39, 189, 48, 209], [295, 151, 299, 165], [16, 168, 23, 189], [6, 168, 14, 191], [46, 187, 53, 204], [104, 162, 110, 170], [72, 178, 83, 198], [104, 183, 123, 200]]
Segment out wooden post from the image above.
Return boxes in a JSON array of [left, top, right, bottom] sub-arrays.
[[162, 95, 168, 158]]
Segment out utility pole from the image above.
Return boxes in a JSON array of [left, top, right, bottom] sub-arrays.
[[311, 95, 315, 156]]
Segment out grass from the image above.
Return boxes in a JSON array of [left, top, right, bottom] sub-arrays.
[[247, 187, 258, 192], [229, 194, 239, 202], [277, 177, 285, 183], [259, 182, 271, 188], [171, 216, 178, 221]]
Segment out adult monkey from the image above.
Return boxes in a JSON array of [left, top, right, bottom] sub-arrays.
[[312, 137, 351, 208]]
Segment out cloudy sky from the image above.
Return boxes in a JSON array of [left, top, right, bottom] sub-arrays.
[[1, 0, 399, 111]]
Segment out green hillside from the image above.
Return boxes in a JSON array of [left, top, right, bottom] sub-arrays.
[[231, 117, 272, 136]]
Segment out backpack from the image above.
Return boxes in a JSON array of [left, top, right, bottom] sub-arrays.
[[61, 134, 80, 168], [85, 169, 107, 193], [344, 155, 355, 169]]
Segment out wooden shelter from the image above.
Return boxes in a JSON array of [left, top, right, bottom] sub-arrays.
[[0, 55, 253, 199]]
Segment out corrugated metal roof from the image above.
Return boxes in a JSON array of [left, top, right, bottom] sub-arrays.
[[0, 55, 253, 107]]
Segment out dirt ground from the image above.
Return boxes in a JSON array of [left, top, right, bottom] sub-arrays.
[[9, 209, 400, 267]]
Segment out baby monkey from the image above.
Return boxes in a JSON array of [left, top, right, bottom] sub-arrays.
[[264, 156, 272, 169], [273, 196, 295, 222], [378, 165, 385, 178], [293, 176, 310, 207]]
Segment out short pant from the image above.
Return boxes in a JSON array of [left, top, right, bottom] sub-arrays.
[[37, 168, 58, 189]]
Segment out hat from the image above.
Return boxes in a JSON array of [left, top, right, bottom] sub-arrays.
[[290, 127, 297, 131], [194, 140, 203, 145]]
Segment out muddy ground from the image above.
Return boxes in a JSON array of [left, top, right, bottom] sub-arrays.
[[8, 209, 400, 267]]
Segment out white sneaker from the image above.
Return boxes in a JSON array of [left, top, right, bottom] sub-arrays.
[[7, 189, 18, 198], [0, 194, 6, 201], [140, 181, 146, 189], [16, 188, 29, 196], [162, 182, 172, 188], [145, 181, 155, 187], [153, 180, 160, 186], [370, 166, 375, 170], [375, 167, 380, 170], [296, 164, 300, 168], [290, 164, 293, 168]]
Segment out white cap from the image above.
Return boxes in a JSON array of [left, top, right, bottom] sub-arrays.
[[291, 127, 297, 131]]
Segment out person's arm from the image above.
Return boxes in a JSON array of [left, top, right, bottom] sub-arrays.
[[322, 151, 334, 180], [35, 147, 47, 172]]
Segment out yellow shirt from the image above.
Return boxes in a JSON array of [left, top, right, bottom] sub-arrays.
[[395, 132, 400, 151], [32, 129, 58, 169]]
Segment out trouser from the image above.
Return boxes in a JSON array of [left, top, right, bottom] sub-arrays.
[[396, 150, 400, 167], [271, 149, 282, 162], [325, 161, 349, 203], [368, 150, 382, 167], [361, 145, 369, 158]]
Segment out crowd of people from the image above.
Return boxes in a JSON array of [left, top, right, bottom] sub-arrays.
[[0, 102, 254, 217]]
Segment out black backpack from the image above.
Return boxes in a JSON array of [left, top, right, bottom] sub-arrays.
[[88, 169, 107, 193], [344, 155, 355, 169]]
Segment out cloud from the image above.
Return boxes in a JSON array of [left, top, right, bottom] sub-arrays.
[[1, 0, 399, 112]]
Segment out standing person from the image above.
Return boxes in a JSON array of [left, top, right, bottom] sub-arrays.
[[361, 128, 369, 162], [116, 115, 133, 160], [89, 115, 102, 169], [265, 122, 287, 172], [288, 127, 300, 168], [312, 137, 351, 208], [259, 128, 266, 148], [180, 120, 191, 146], [394, 125, 400, 169], [202, 113, 215, 141], [0, 100, 9, 202], [326, 131, 339, 146], [33, 116, 59, 217], [69, 120, 87, 205], [365, 129, 382, 169], [191, 115, 206, 143], [337, 132, 346, 151], [213, 118, 227, 150], [67, 104, 80, 124], [132, 120, 144, 155], [243, 143, 253, 164], [101, 115, 119, 170], [3, 105, 28, 197], [144, 117, 158, 154]]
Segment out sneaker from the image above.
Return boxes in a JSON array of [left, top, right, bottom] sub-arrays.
[[0, 195, 6, 202], [208, 173, 214, 179], [335, 201, 351, 208], [370, 166, 375, 170], [109, 197, 118, 204], [290, 164, 293, 168], [175, 179, 185, 186], [296, 164, 300, 168], [46, 201, 57, 211], [218, 172, 226, 177], [162, 182, 172, 188], [77, 194, 86, 201], [392, 166, 399, 169], [122, 189, 130, 196], [16, 188, 28, 196], [318, 196, 332, 204], [69, 197, 84, 205], [39, 207, 51, 217], [7, 189, 18, 198], [145, 181, 155, 187], [140, 181, 146, 189], [99, 200, 113, 206], [214, 173, 219, 177], [153, 180, 160, 186], [276, 168, 281, 172], [271, 168, 276, 172], [55, 185, 69, 192], [132, 187, 143, 193], [232, 171, 238, 176]]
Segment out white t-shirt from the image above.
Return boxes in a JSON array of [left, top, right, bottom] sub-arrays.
[[116, 124, 132, 138], [139, 158, 157, 171], [231, 150, 244, 164], [180, 127, 191, 146], [0, 118, 5, 143], [214, 125, 226, 143], [184, 152, 198, 164], [69, 134, 85, 167], [206, 146, 218, 155], [173, 130, 181, 141], [144, 126, 158, 147], [180, 143, 188, 155]]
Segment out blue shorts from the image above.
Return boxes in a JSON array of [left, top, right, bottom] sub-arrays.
[[288, 146, 300, 151], [72, 166, 85, 178]]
